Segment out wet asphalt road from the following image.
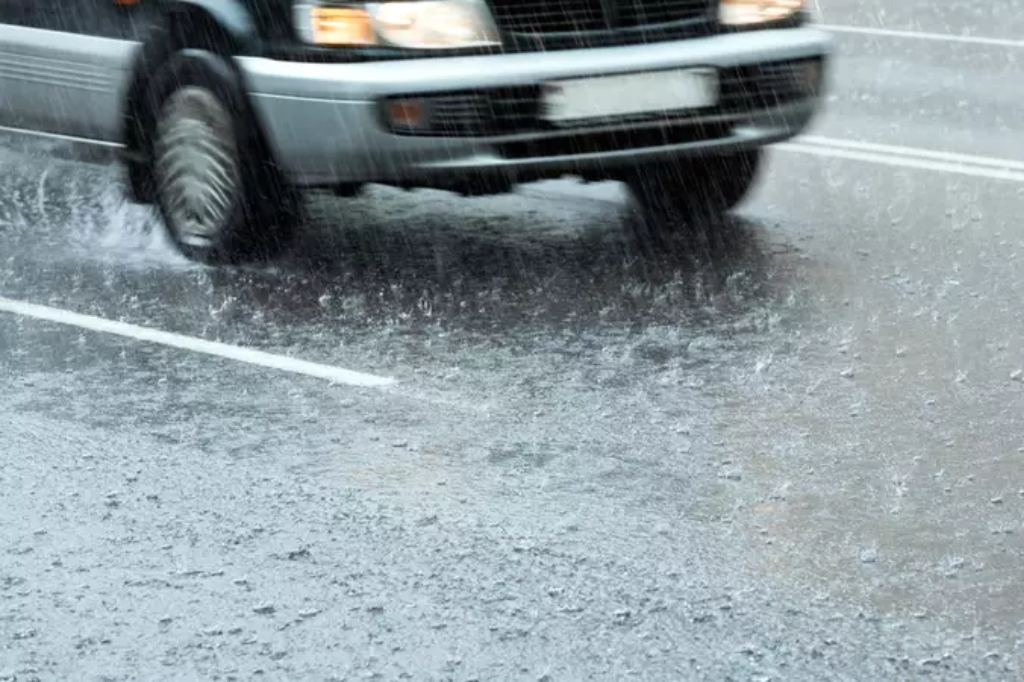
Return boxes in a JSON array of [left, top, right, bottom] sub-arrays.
[[3, 6, 1024, 681]]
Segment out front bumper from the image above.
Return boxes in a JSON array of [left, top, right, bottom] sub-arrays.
[[238, 27, 834, 189]]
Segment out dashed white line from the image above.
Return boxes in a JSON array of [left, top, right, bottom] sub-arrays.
[[819, 24, 1024, 50], [0, 295, 396, 388]]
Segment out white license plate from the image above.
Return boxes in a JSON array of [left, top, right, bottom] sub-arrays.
[[541, 68, 718, 124]]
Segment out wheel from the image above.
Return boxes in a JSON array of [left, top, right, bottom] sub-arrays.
[[625, 149, 762, 237], [145, 53, 297, 265]]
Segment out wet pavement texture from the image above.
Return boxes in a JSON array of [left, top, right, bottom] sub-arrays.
[[3, 5, 1024, 681]]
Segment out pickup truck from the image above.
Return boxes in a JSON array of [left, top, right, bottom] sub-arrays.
[[0, 1, 832, 264]]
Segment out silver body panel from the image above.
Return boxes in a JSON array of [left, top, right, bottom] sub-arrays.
[[0, 19, 833, 188], [0, 24, 137, 142]]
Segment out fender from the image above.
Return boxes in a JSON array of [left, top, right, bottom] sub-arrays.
[[163, 0, 261, 55]]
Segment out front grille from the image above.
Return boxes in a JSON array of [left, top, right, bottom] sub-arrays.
[[393, 86, 541, 137], [490, 0, 608, 33], [386, 59, 817, 139], [718, 60, 812, 113], [619, 0, 714, 27], [488, 0, 713, 35]]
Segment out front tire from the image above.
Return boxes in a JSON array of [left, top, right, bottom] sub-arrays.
[[625, 149, 762, 239], [145, 53, 297, 265]]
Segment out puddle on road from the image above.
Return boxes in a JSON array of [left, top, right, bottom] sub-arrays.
[[0, 151, 193, 272], [0, 143, 808, 383]]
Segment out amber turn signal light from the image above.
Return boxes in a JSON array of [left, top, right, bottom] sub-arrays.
[[309, 6, 376, 46], [386, 99, 428, 130]]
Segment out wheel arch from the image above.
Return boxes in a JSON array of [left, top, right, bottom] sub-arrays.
[[121, 0, 273, 203]]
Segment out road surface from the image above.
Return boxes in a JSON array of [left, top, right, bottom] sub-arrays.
[[2, 4, 1023, 680]]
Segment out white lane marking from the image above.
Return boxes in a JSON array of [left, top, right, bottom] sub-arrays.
[[777, 141, 1024, 183], [819, 24, 1024, 50], [0, 295, 396, 388], [800, 136, 1024, 172], [0, 124, 124, 149], [520, 136, 1024, 206]]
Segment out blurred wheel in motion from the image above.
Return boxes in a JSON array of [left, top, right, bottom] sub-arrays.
[[625, 149, 763, 237], [146, 53, 297, 265]]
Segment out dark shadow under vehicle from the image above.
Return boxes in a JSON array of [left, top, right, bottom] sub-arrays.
[[200, 185, 788, 339]]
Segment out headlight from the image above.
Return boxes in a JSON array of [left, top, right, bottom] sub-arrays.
[[294, 1, 501, 49], [719, 0, 806, 26]]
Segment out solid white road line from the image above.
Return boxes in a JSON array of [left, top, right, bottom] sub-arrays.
[[818, 24, 1024, 50], [0, 295, 396, 388], [0, 125, 125, 149], [777, 141, 1024, 184], [525, 136, 1024, 206], [799, 136, 1024, 172]]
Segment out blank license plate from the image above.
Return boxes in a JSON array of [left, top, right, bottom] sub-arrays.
[[542, 68, 718, 123]]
